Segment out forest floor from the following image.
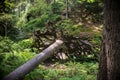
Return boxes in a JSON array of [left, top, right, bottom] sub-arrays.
[[24, 61, 98, 80]]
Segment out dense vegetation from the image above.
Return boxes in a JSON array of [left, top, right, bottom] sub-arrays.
[[0, 0, 103, 80]]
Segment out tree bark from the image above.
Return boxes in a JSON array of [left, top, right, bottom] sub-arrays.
[[66, 0, 69, 19], [97, 28, 108, 80], [98, 0, 120, 80], [2, 40, 63, 80]]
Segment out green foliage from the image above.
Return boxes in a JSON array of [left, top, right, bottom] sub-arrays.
[[0, 51, 35, 79], [0, 37, 33, 53], [59, 75, 85, 80], [12, 38, 33, 51], [26, 0, 52, 19], [21, 0, 61, 34], [24, 61, 98, 80], [0, 14, 18, 39], [24, 14, 49, 32], [56, 19, 94, 37], [55, 19, 81, 36], [69, 0, 103, 23], [0, 37, 13, 53], [84, 1, 103, 23], [51, 1, 65, 14], [0, 37, 35, 78], [0, 0, 15, 13]]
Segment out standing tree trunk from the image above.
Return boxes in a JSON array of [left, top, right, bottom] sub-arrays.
[[66, 0, 69, 19], [45, 0, 52, 4], [97, 28, 108, 80], [2, 40, 63, 80], [98, 0, 120, 80]]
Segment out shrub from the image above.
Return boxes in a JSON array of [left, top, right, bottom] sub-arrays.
[[0, 14, 18, 39], [0, 37, 13, 53], [0, 51, 35, 79]]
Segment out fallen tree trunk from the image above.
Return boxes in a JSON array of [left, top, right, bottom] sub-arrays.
[[2, 40, 63, 80]]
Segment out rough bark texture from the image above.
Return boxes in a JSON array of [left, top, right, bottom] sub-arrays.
[[2, 40, 63, 80], [97, 36, 107, 80], [98, 0, 120, 80]]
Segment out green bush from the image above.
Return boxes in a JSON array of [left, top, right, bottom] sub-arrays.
[[24, 61, 98, 80], [0, 37, 14, 53], [0, 51, 35, 79], [12, 38, 33, 51], [0, 14, 18, 39]]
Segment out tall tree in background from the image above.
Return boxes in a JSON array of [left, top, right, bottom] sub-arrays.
[[98, 0, 120, 80], [66, 0, 68, 19]]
